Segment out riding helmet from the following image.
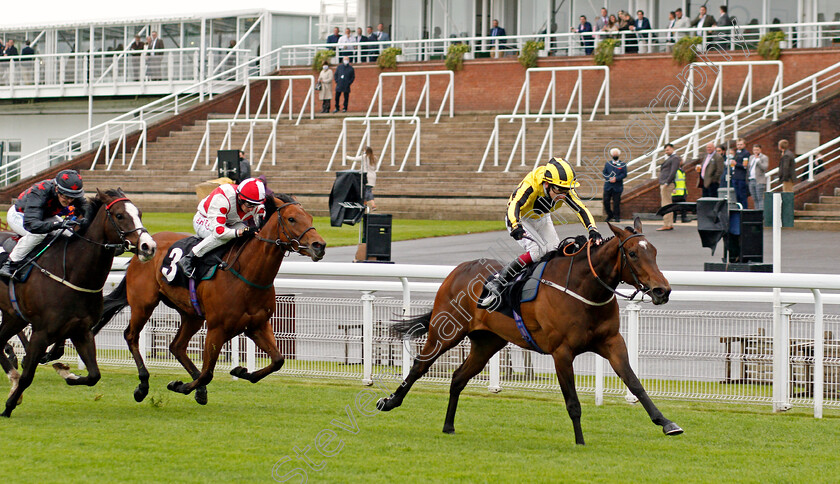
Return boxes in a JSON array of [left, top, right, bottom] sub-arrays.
[[54, 170, 84, 197], [542, 157, 580, 189], [236, 178, 266, 205]]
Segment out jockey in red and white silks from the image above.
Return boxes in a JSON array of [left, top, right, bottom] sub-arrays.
[[177, 178, 266, 277]]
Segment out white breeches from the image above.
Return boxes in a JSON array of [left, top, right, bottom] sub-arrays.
[[190, 212, 246, 257], [511, 215, 560, 260], [6, 206, 60, 262]]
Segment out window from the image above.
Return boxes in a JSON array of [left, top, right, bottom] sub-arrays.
[[47, 139, 81, 167]]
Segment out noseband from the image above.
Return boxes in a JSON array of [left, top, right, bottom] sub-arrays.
[[72, 197, 149, 256], [254, 201, 316, 253], [586, 233, 650, 301]]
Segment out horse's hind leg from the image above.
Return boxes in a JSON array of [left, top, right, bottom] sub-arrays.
[[597, 334, 683, 436], [2, 329, 48, 418], [230, 320, 285, 383], [169, 313, 207, 405], [0, 315, 27, 405], [552, 346, 586, 445], [377, 318, 470, 412], [53, 328, 101, 386], [442, 331, 507, 434], [168, 325, 227, 396]]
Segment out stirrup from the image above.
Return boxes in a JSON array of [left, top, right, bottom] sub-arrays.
[[177, 256, 195, 278]]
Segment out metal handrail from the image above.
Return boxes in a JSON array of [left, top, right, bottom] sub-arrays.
[[511, 66, 609, 122], [766, 135, 840, 191], [365, 71, 454, 124], [326, 116, 421, 173], [478, 114, 582, 172]]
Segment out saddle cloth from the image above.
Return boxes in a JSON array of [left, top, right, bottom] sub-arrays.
[[477, 261, 549, 319], [0, 234, 47, 282], [161, 236, 228, 288]]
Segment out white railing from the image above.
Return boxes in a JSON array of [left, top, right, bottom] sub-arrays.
[[365, 71, 454, 124], [641, 112, 726, 179], [327, 116, 421, 173], [624, 61, 840, 184], [89, 121, 147, 171], [277, 21, 840, 66], [478, 114, 581, 172], [680, 61, 783, 116], [27, 260, 839, 418], [244, 76, 316, 126], [207, 48, 257, 81], [191, 118, 277, 172], [767, 135, 840, 191], [511, 66, 609, 122]]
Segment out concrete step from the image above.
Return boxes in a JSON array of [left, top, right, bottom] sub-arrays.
[[794, 219, 840, 231], [794, 210, 840, 219], [802, 203, 840, 211]]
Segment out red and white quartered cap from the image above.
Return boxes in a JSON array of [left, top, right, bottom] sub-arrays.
[[236, 178, 266, 205]]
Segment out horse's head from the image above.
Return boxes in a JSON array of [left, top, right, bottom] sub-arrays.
[[92, 189, 157, 261], [607, 217, 671, 305], [261, 194, 326, 261]]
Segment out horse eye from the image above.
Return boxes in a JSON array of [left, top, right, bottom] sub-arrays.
[[629, 251, 637, 258], [288, 217, 296, 223], [116, 214, 124, 220]]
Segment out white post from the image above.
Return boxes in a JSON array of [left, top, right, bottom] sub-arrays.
[[813, 289, 824, 418], [231, 334, 240, 379], [595, 355, 604, 406], [246, 337, 256, 372], [361, 291, 374, 386], [400, 277, 412, 379], [625, 302, 640, 403], [488, 352, 501, 393], [139, 325, 148, 366], [772, 193, 790, 411]]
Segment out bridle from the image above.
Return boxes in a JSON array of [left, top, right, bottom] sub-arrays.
[[586, 232, 650, 301], [71, 197, 149, 256], [253, 201, 316, 254]]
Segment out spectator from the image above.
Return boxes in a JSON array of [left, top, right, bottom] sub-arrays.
[[354, 27, 364, 43], [21, 40, 35, 84], [722, 146, 736, 189], [665, 11, 677, 49], [490, 19, 507, 57], [602, 148, 627, 222], [595, 8, 609, 32], [618, 12, 638, 53], [602, 15, 619, 36], [747, 144, 769, 210], [635, 10, 651, 53], [658, 143, 680, 231], [363, 26, 377, 62], [778, 139, 796, 192], [226, 40, 238, 72], [337, 28, 354, 60], [674, 8, 691, 38], [695, 142, 724, 198], [129, 35, 145, 81], [334, 57, 355, 113], [732, 138, 750, 208], [2, 40, 18, 83], [317, 62, 334, 113], [717, 5, 732, 27], [326, 27, 340, 45], [671, 160, 689, 223], [237, 151, 251, 183], [345, 146, 377, 211], [147, 31, 164, 80], [691, 5, 717, 37], [374, 23, 390, 55], [572, 15, 594, 55]]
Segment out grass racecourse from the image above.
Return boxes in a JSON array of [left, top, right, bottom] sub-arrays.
[[2, 367, 840, 483], [140, 212, 505, 247]]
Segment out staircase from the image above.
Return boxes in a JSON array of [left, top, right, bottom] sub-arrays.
[[794, 187, 840, 231], [79, 112, 696, 220]]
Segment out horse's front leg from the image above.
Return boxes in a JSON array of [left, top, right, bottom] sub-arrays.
[[167, 325, 227, 396], [552, 345, 585, 445], [597, 334, 683, 436], [53, 328, 101, 386], [2, 330, 49, 418], [230, 320, 284, 383]]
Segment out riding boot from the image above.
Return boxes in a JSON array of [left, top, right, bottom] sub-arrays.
[[0, 259, 21, 281], [177, 253, 196, 279], [479, 257, 530, 307]]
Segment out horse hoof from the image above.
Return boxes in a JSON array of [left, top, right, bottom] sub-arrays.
[[195, 387, 208, 405], [166, 381, 184, 393], [1, 411, 10, 418], [134, 385, 149, 403], [230, 366, 248, 380], [442, 426, 455, 435], [663, 422, 684, 435]]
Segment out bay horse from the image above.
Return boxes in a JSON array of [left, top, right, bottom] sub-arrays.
[[0, 189, 156, 417], [377, 218, 683, 445], [95, 194, 325, 405]]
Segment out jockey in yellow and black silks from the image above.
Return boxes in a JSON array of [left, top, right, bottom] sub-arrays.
[[480, 157, 603, 307]]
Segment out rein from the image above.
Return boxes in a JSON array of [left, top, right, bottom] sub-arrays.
[[586, 233, 649, 301]]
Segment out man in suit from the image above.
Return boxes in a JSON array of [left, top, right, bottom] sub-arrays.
[[334, 57, 355, 113], [695, 142, 725, 198], [129, 35, 145, 81], [147, 31, 164, 80], [21, 40, 35, 83], [490, 19, 507, 53], [778, 139, 796, 192], [573, 15, 594, 55], [674, 8, 691, 38], [595, 8, 609, 32], [717, 5, 732, 26], [326, 27, 340, 45], [691, 5, 717, 37], [635, 10, 651, 53], [374, 23, 390, 57]]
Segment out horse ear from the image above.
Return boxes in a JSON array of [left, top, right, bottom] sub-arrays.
[[633, 216, 643, 234], [607, 220, 624, 237], [96, 188, 104, 200]]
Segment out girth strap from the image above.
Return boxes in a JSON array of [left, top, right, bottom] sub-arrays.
[[8, 281, 30, 323], [513, 310, 548, 354]]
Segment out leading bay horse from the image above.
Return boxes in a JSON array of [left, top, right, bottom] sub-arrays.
[[0, 189, 156, 417], [95, 194, 325, 404], [377, 218, 683, 445]]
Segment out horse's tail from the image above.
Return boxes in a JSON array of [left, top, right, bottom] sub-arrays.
[[92, 276, 129, 335], [390, 311, 432, 339]]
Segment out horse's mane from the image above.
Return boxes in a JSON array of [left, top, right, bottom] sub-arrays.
[[76, 189, 125, 235], [259, 192, 297, 227], [536, 224, 639, 264]]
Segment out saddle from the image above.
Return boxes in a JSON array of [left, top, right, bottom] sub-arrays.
[[161, 236, 230, 289], [0, 234, 51, 283]]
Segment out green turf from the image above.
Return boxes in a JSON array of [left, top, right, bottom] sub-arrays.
[[2, 367, 839, 483], [140, 213, 504, 247]]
